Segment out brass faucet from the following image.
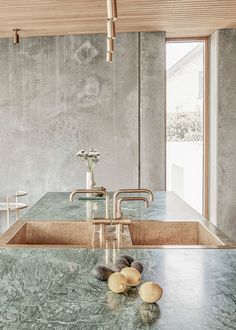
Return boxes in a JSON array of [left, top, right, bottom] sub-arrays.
[[69, 189, 110, 219], [115, 196, 149, 219], [113, 188, 154, 219]]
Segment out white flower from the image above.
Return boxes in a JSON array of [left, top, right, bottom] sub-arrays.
[[76, 148, 101, 171]]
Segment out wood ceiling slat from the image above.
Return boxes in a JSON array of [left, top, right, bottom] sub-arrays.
[[0, 0, 235, 38]]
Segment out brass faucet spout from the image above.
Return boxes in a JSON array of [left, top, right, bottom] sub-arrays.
[[116, 196, 149, 219]]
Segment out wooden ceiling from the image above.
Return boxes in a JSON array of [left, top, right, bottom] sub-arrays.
[[0, 0, 236, 39]]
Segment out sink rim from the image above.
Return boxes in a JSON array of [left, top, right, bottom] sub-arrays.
[[0, 219, 235, 249], [128, 220, 231, 247], [0, 220, 132, 249]]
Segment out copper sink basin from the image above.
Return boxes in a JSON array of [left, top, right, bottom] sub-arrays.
[[4, 221, 94, 247], [1, 220, 232, 249], [1, 221, 132, 248], [129, 221, 225, 247]]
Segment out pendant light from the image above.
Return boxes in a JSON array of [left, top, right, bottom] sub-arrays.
[[107, 0, 117, 21], [13, 29, 20, 44], [107, 20, 116, 39], [106, 0, 117, 63]]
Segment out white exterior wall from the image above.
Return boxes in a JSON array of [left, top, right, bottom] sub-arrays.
[[167, 142, 203, 213], [167, 45, 204, 114]]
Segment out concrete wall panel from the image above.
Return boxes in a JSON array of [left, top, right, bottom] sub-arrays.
[[140, 32, 166, 190]]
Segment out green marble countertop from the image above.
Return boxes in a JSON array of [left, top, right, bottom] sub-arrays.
[[21, 191, 204, 221], [1, 192, 235, 329], [0, 248, 235, 329]]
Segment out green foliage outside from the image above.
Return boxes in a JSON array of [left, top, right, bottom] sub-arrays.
[[167, 109, 203, 142]]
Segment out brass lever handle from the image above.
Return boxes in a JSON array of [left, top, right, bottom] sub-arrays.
[[92, 219, 131, 225]]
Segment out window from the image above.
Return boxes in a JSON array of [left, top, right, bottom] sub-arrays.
[[166, 40, 207, 214]]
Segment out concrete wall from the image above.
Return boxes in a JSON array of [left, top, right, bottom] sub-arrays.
[[210, 29, 236, 240], [0, 32, 166, 223], [140, 32, 166, 190]]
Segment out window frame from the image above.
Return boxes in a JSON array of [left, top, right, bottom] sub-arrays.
[[165, 37, 209, 218]]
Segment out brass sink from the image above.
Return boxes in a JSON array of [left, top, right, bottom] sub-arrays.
[[1, 220, 132, 248], [3, 221, 95, 247], [129, 221, 225, 247], [0, 219, 234, 248]]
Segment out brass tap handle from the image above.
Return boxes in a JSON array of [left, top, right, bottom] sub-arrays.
[[92, 219, 131, 225]]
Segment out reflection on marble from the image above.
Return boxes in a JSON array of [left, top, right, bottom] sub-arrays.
[[21, 191, 204, 222], [0, 248, 235, 329]]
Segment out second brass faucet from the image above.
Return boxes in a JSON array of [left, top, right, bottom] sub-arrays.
[[113, 188, 154, 219]]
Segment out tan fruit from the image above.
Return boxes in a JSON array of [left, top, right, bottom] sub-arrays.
[[139, 282, 163, 303], [120, 267, 141, 287], [108, 272, 127, 293]]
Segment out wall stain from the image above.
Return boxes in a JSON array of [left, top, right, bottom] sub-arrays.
[[74, 41, 99, 65]]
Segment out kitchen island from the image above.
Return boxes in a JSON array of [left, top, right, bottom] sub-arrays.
[[0, 192, 235, 329]]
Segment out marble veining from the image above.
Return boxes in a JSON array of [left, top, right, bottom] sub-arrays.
[[0, 248, 235, 329]]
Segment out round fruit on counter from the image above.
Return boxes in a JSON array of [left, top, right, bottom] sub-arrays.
[[116, 258, 130, 266], [113, 257, 129, 272], [108, 272, 127, 293], [120, 255, 134, 265], [113, 263, 127, 272], [120, 267, 141, 287], [92, 266, 113, 281], [139, 282, 163, 303], [131, 261, 144, 273]]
